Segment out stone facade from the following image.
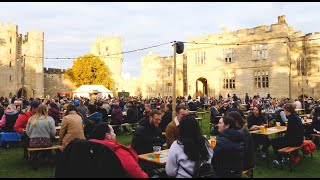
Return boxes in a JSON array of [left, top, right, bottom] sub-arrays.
[[139, 51, 185, 98], [90, 36, 123, 94], [138, 15, 320, 100], [43, 68, 76, 98], [0, 22, 44, 98]]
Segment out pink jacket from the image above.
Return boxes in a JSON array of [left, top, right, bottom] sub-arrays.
[[0, 109, 14, 127]]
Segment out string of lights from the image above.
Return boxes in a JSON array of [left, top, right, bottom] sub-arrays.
[[18, 37, 320, 60], [24, 41, 174, 60]]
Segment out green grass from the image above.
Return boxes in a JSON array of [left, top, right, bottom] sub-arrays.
[[0, 113, 319, 178]]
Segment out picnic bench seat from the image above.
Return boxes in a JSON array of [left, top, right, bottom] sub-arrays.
[[242, 168, 254, 178], [277, 145, 313, 172], [27, 145, 61, 169], [195, 117, 203, 127]]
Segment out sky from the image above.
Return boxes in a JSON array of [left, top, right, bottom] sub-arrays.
[[1, 2, 320, 77]]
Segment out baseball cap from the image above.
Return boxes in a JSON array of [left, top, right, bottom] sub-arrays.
[[29, 100, 40, 109]]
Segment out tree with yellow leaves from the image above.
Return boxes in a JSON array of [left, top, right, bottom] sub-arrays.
[[65, 54, 114, 90]]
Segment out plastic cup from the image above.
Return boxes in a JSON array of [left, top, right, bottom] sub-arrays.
[[285, 122, 288, 127], [210, 136, 216, 148], [276, 122, 280, 129], [153, 146, 161, 159]]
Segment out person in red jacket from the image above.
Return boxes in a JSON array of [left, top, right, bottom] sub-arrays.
[[89, 122, 148, 178], [14, 101, 39, 134]]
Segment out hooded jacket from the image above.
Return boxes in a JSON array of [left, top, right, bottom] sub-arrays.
[[14, 111, 33, 133], [89, 139, 148, 178], [212, 128, 245, 178]]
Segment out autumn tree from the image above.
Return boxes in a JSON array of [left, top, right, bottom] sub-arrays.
[[65, 54, 114, 90]]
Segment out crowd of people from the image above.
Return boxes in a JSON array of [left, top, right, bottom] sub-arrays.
[[0, 92, 319, 178]]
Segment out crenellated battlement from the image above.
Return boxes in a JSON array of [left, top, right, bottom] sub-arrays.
[[43, 68, 66, 74], [0, 22, 18, 32], [27, 30, 44, 40]]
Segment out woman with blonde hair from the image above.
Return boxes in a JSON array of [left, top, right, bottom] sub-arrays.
[[26, 104, 56, 148]]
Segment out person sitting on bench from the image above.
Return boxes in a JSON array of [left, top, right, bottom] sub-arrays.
[[271, 103, 304, 165]]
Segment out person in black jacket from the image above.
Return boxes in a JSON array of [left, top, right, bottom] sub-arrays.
[[271, 103, 304, 165], [211, 116, 244, 178], [247, 105, 270, 158], [227, 111, 255, 171], [159, 103, 172, 132], [188, 101, 198, 112], [55, 139, 128, 178], [125, 101, 138, 124], [219, 102, 230, 115], [131, 109, 164, 155], [226, 102, 245, 118]]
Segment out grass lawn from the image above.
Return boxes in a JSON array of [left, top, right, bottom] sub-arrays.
[[0, 113, 319, 178]]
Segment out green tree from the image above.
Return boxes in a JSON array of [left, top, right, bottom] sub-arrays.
[[65, 54, 114, 90]]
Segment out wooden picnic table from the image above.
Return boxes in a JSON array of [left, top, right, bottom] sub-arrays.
[[187, 111, 197, 114], [138, 149, 169, 166], [250, 126, 287, 135]]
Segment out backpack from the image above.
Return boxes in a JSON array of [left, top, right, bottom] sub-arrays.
[[302, 140, 316, 155], [180, 160, 216, 178], [274, 109, 285, 126], [3, 112, 19, 132]]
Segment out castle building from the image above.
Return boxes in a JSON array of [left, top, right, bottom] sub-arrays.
[[0, 22, 44, 98], [1, 15, 319, 100], [139, 15, 320, 99]]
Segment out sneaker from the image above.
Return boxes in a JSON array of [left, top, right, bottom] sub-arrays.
[[260, 152, 267, 158], [272, 160, 280, 166]]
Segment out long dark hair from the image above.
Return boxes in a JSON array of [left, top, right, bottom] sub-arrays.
[[177, 114, 210, 161], [227, 111, 245, 128], [313, 107, 320, 121]]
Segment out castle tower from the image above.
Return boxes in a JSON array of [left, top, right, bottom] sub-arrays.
[[0, 22, 44, 98], [24, 30, 44, 98], [90, 36, 123, 93]]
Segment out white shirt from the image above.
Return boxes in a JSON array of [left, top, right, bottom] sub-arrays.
[[174, 117, 179, 127], [295, 101, 302, 109]]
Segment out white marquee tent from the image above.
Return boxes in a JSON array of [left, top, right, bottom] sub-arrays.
[[73, 85, 113, 98]]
